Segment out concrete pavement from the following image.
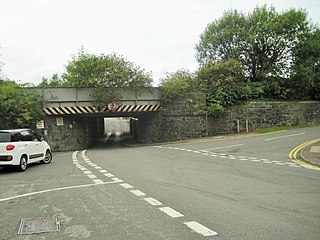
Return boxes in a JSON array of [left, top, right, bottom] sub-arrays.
[[301, 140, 320, 166]]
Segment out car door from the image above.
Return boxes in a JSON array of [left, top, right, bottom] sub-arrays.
[[19, 130, 39, 163], [29, 130, 46, 162]]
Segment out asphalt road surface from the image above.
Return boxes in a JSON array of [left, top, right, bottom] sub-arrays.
[[0, 126, 319, 240]]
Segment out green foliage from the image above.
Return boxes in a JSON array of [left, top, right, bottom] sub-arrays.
[[37, 73, 64, 88], [59, 47, 153, 106], [290, 29, 320, 100], [90, 88, 122, 110], [62, 48, 153, 89], [196, 5, 318, 100], [242, 82, 265, 99], [160, 69, 206, 114], [198, 59, 247, 114], [207, 103, 224, 115], [0, 80, 44, 129]]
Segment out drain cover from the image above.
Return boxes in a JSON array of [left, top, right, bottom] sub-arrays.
[[18, 216, 60, 235]]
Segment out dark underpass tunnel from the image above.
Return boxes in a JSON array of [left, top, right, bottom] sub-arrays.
[[96, 117, 138, 147]]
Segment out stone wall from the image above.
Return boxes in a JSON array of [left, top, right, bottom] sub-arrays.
[[42, 116, 100, 151], [207, 101, 320, 134], [136, 101, 320, 143], [135, 101, 208, 143], [42, 101, 320, 150]]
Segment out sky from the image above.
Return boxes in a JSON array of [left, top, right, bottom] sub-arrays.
[[0, 0, 319, 86]]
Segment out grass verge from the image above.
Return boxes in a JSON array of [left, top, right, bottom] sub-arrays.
[[254, 123, 319, 134]]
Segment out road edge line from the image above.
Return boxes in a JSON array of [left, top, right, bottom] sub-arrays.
[[289, 139, 320, 170]]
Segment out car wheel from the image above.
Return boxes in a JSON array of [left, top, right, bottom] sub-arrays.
[[18, 156, 27, 172], [41, 150, 52, 164]]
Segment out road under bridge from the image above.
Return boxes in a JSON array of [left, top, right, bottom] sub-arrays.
[[31, 87, 162, 150]]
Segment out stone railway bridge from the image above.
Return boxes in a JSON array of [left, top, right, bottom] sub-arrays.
[[33, 87, 162, 151], [32, 88, 320, 151]]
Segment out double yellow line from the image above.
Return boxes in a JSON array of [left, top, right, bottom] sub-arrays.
[[289, 139, 320, 170]]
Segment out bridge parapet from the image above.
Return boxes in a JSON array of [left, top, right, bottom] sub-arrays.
[[32, 87, 161, 107]]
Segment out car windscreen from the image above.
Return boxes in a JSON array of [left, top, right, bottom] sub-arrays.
[[0, 132, 11, 142]]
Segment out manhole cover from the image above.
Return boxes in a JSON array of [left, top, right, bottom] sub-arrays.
[[18, 216, 60, 235]]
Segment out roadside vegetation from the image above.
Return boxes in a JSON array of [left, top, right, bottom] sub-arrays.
[[162, 5, 320, 115], [0, 5, 319, 129], [254, 123, 319, 134]]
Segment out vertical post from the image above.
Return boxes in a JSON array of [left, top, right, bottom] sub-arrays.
[[237, 120, 240, 133], [205, 112, 208, 136], [246, 119, 249, 133]]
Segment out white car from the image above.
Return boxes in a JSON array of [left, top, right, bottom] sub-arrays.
[[0, 129, 52, 172]]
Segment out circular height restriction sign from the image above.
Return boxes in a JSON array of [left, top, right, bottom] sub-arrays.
[[107, 102, 118, 111]]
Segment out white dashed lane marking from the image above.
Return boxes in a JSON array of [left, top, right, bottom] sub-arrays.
[[120, 183, 134, 189], [159, 207, 184, 218], [152, 145, 319, 170], [75, 150, 220, 238], [184, 221, 218, 237], [130, 190, 146, 196], [104, 173, 115, 178], [144, 197, 163, 206], [73, 151, 119, 184]]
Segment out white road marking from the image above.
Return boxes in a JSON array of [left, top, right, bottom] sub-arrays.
[[144, 197, 163, 206], [275, 163, 286, 166], [93, 179, 104, 184], [104, 173, 115, 178], [201, 144, 243, 151], [159, 147, 310, 170], [111, 178, 123, 182], [87, 175, 97, 179], [184, 221, 218, 237], [84, 171, 92, 174], [0, 181, 117, 203], [130, 190, 146, 196], [265, 132, 305, 141], [159, 207, 184, 218], [120, 183, 133, 189], [95, 166, 102, 170]]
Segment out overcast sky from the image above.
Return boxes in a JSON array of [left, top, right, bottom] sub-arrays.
[[0, 0, 319, 86]]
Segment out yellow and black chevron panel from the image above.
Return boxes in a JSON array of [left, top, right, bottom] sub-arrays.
[[44, 104, 160, 115], [44, 106, 98, 115]]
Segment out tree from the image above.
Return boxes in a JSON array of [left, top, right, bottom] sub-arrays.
[[62, 48, 152, 88], [37, 73, 64, 88], [160, 69, 205, 114], [290, 29, 320, 100], [0, 80, 44, 129], [196, 5, 316, 99], [61, 48, 153, 108], [198, 59, 251, 114]]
